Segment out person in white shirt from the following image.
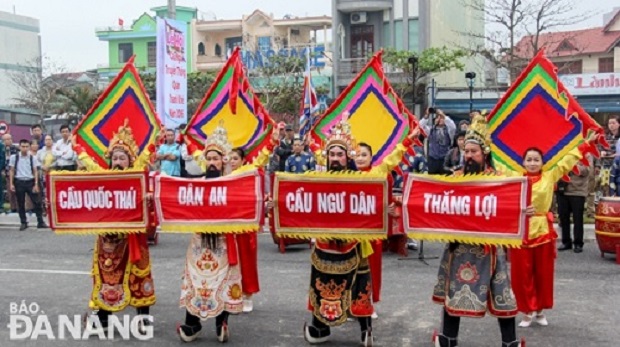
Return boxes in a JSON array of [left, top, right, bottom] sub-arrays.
[[53, 125, 76, 171]]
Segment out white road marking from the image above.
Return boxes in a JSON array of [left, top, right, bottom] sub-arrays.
[[0, 268, 90, 275]]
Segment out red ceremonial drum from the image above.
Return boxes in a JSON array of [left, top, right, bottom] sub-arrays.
[[594, 197, 620, 261]]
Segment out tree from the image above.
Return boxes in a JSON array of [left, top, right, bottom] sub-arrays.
[[252, 55, 306, 124], [9, 56, 69, 122], [459, 0, 595, 81], [381, 47, 467, 106], [54, 85, 101, 116]]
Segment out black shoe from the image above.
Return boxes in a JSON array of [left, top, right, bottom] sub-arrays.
[[558, 244, 572, 251], [573, 246, 583, 253], [37, 222, 48, 229], [19, 223, 27, 231], [178, 323, 202, 342], [303, 323, 331, 344]]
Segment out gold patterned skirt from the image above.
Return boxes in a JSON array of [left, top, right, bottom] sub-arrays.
[[432, 243, 517, 318], [90, 234, 156, 312], [308, 242, 373, 327]]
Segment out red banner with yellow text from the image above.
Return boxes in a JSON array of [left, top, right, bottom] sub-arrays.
[[274, 172, 389, 240], [154, 168, 264, 233], [403, 174, 530, 247], [47, 171, 148, 234]]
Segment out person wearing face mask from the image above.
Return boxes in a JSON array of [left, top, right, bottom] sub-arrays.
[[178, 125, 279, 343], [302, 116, 419, 347], [72, 120, 159, 335], [494, 132, 598, 328]]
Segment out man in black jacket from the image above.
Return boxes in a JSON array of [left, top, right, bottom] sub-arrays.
[[276, 124, 295, 172]]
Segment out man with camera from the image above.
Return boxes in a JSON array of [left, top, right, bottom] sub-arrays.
[[419, 108, 456, 175]]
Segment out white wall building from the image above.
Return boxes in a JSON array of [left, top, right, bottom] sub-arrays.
[[0, 10, 41, 107]]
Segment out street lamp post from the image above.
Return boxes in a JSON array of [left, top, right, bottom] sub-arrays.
[[408, 56, 418, 113], [465, 72, 476, 113]]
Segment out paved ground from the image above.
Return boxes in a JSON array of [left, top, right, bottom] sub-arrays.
[[0, 218, 618, 346]]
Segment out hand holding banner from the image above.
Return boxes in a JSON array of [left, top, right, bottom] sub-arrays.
[[274, 172, 389, 240], [155, 168, 264, 233], [47, 171, 149, 234], [403, 174, 530, 247]]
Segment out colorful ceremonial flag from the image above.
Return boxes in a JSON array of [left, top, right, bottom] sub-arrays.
[[487, 49, 606, 174], [184, 47, 275, 162], [310, 51, 422, 174], [299, 48, 318, 136], [73, 56, 162, 169]]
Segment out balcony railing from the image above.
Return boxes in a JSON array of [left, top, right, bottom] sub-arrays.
[[337, 58, 408, 84]]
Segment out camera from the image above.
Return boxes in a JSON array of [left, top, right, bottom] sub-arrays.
[[428, 107, 436, 114]]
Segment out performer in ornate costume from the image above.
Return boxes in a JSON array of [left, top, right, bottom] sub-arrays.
[[431, 115, 523, 347], [72, 121, 157, 332], [304, 116, 418, 346], [178, 124, 277, 343], [494, 131, 597, 327]]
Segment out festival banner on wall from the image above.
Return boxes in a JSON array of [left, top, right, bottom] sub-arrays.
[[273, 172, 389, 240], [154, 168, 264, 233], [184, 47, 275, 163], [47, 171, 148, 234], [403, 174, 530, 247], [157, 17, 188, 129], [73, 57, 162, 169], [487, 49, 605, 176]]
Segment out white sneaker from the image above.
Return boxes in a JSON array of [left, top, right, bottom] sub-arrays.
[[242, 299, 253, 313], [518, 313, 533, 328], [535, 312, 548, 326], [371, 311, 378, 319]]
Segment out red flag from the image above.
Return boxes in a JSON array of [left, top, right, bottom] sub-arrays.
[[118, 18, 124, 26]]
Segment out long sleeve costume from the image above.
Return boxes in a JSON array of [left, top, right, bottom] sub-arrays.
[[74, 144, 156, 312], [308, 137, 413, 326], [180, 142, 274, 320], [496, 144, 586, 313]]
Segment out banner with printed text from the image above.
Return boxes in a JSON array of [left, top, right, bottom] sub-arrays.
[[156, 17, 188, 129], [273, 172, 389, 240], [403, 174, 530, 247], [154, 169, 264, 233], [47, 171, 148, 234]]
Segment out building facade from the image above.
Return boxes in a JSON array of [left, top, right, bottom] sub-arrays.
[[96, 6, 196, 79], [332, 0, 485, 96], [192, 10, 332, 92], [0, 10, 41, 108]]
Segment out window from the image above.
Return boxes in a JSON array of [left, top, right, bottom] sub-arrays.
[[599, 57, 614, 73], [555, 60, 582, 74], [198, 42, 205, 56], [350, 25, 374, 59], [225, 37, 243, 53], [408, 19, 419, 52], [383, 22, 391, 47], [214, 44, 221, 57], [147, 42, 156, 67], [257, 36, 271, 53], [394, 20, 403, 50], [118, 43, 133, 63]]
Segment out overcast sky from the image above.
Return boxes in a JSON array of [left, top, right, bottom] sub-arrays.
[[1, 0, 618, 72]]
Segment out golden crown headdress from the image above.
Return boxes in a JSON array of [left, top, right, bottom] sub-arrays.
[[465, 114, 491, 154], [204, 120, 233, 160], [106, 119, 139, 161], [324, 111, 357, 157]]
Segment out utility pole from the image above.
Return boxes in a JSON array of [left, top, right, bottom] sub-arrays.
[[167, 0, 176, 19]]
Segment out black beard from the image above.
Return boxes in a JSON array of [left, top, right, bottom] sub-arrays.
[[113, 165, 125, 170], [205, 165, 221, 178], [463, 159, 483, 174], [329, 162, 344, 172]]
